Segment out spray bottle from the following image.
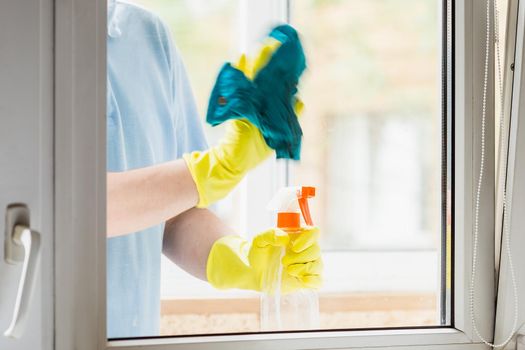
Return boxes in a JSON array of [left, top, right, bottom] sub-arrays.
[[260, 186, 320, 331]]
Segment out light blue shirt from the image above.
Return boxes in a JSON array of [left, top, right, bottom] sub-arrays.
[[106, 0, 207, 338]]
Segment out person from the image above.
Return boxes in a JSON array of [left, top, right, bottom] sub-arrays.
[[106, 0, 322, 338]]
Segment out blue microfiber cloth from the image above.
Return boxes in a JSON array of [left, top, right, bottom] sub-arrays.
[[206, 24, 306, 160]]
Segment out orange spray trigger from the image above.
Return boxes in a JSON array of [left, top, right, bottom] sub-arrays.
[[298, 186, 315, 227]]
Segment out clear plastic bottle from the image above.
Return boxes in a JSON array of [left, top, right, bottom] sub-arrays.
[[260, 186, 320, 331]]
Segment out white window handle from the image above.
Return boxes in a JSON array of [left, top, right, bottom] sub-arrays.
[[3, 205, 41, 339]]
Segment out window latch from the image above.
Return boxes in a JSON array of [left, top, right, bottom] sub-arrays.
[[4, 204, 41, 339]]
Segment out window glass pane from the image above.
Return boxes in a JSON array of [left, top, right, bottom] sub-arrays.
[[291, 0, 445, 328], [107, 0, 450, 338]]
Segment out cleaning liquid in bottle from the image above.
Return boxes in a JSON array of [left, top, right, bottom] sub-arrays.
[[260, 186, 320, 331]]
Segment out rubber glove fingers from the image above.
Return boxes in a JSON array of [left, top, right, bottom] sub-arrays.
[[294, 97, 305, 117], [299, 274, 322, 289], [250, 38, 282, 79], [289, 226, 320, 253], [281, 270, 322, 293], [282, 243, 321, 267], [281, 226, 323, 293], [253, 228, 289, 248], [286, 259, 323, 277], [233, 53, 248, 73], [232, 38, 281, 80], [282, 260, 323, 293]]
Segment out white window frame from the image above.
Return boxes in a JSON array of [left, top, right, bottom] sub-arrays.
[[53, 0, 497, 349], [495, 0, 525, 346]]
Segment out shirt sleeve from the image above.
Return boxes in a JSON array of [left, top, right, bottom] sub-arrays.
[[161, 22, 209, 156]]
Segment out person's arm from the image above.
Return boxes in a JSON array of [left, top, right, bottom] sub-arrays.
[[162, 208, 230, 280], [107, 159, 198, 237], [107, 34, 300, 238], [162, 207, 323, 292]]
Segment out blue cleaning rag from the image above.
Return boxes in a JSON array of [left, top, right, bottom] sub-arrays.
[[206, 24, 306, 160]]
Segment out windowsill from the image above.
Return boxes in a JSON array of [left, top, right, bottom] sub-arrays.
[[161, 292, 436, 315], [160, 292, 437, 335], [108, 328, 468, 349]]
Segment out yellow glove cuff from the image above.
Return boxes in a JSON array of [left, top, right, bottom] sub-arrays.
[[183, 148, 244, 208], [206, 235, 259, 291]]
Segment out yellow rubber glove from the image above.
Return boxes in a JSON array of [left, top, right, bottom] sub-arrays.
[[183, 38, 303, 208], [207, 226, 322, 294], [282, 227, 323, 293], [183, 119, 272, 208]]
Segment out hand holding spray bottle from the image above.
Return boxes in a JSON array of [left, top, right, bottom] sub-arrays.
[[261, 186, 320, 331]]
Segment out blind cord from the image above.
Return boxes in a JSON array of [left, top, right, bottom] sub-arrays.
[[469, 0, 519, 347]]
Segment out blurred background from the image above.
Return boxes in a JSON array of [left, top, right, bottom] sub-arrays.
[[128, 0, 450, 335], [291, 0, 441, 251]]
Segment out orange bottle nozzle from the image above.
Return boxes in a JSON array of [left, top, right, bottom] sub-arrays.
[[273, 186, 316, 230]]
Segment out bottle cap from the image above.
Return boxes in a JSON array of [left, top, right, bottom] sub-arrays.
[[277, 212, 301, 230]]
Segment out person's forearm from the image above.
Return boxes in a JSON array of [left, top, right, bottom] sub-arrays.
[[162, 208, 231, 280], [107, 159, 198, 237]]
